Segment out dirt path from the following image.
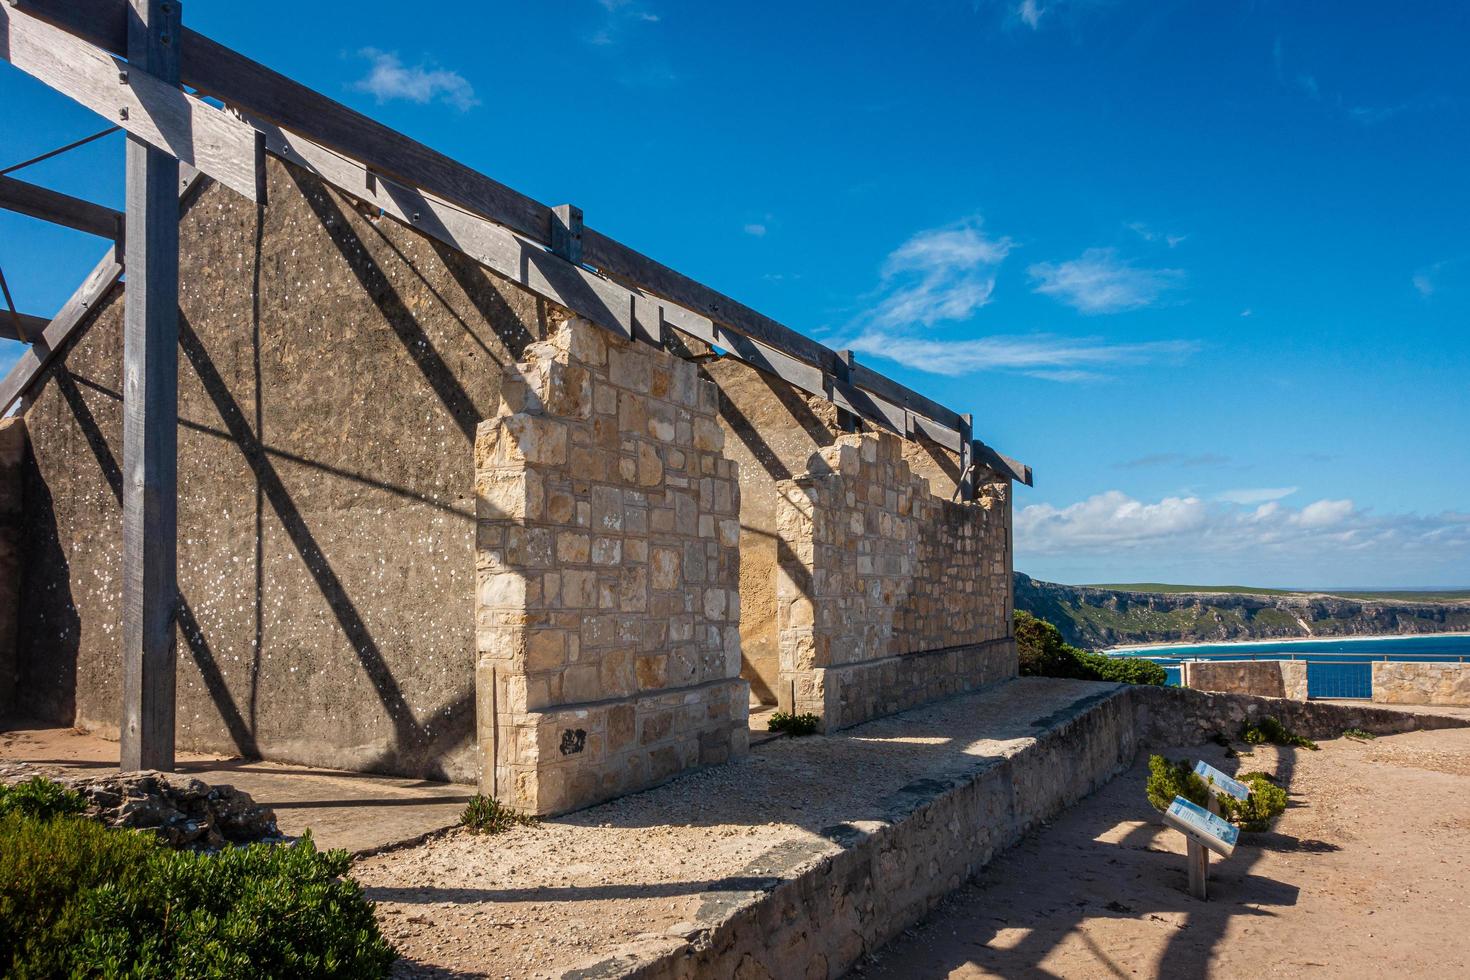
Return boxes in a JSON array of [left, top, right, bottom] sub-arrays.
[[851, 729, 1470, 979]]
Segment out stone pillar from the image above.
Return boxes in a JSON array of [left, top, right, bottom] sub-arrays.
[[473, 319, 748, 815]]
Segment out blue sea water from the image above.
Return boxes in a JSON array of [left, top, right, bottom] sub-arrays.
[[1107, 633, 1470, 699]]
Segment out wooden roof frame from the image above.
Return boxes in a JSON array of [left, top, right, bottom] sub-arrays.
[[1, 0, 1031, 487]]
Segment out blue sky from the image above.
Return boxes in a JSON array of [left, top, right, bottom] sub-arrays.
[[2, 0, 1467, 587]]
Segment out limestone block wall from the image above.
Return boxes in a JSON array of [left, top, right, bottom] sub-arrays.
[[474, 319, 749, 815], [1372, 661, 1470, 706], [1180, 659, 1308, 700], [775, 431, 1014, 730]]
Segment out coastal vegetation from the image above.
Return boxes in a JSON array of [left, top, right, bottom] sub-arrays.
[[1144, 755, 1288, 833], [1241, 717, 1319, 751], [0, 778, 395, 977], [461, 795, 539, 835], [1015, 611, 1168, 685], [767, 711, 822, 736]]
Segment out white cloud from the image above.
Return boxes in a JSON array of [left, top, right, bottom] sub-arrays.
[[1295, 498, 1353, 528], [864, 219, 1013, 330], [1126, 221, 1186, 248], [846, 330, 1196, 380], [743, 223, 767, 237], [1017, 0, 1045, 28], [352, 49, 478, 111], [842, 219, 1196, 381], [589, 0, 661, 46], [1029, 248, 1184, 314], [1017, 492, 1470, 575], [1216, 487, 1297, 505]]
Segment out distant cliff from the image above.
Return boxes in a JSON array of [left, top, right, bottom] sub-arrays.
[[1014, 573, 1470, 650]]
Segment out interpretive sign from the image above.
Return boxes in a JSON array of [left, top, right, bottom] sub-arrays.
[[1164, 795, 1238, 857], [1193, 761, 1250, 801]]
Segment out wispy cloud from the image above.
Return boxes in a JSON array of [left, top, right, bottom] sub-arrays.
[[1216, 486, 1298, 505], [1412, 258, 1465, 298], [1029, 248, 1184, 314], [1016, 492, 1470, 568], [589, 0, 661, 46], [993, 0, 1113, 31], [847, 331, 1196, 380], [1126, 221, 1186, 248], [862, 219, 1013, 330], [743, 223, 767, 237], [352, 49, 478, 111], [842, 219, 1195, 382], [1115, 453, 1230, 470]]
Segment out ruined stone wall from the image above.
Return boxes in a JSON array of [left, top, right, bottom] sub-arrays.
[[17, 158, 547, 780], [1180, 659, 1309, 700], [775, 431, 1014, 730], [474, 320, 748, 815], [1372, 661, 1470, 706], [0, 417, 23, 717]]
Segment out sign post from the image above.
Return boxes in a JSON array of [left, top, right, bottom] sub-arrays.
[[1163, 793, 1240, 900]]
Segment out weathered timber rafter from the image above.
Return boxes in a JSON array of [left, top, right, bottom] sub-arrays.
[[2, 0, 1032, 486], [0, 173, 123, 239]]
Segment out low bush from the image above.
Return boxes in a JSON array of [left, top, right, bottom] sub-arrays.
[[1144, 755, 1210, 812], [0, 781, 395, 978], [1015, 611, 1168, 686], [1342, 728, 1376, 741], [0, 775, 87, 820], [1240, 716, 1318, 750], [461, 795, 538, 835], [767, 711, 821, 736], [1144, 755, 1289, 832]]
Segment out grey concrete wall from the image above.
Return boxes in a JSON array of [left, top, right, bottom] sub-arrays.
[[1181, 659, 1308, 700], [17, 158, 548, 781], [1373, 661, 1470, 706], [0, 417, 23, 717]]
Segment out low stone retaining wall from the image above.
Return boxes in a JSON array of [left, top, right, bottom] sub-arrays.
[[1372, 661, 1470, 707], [593, 682, 1467, 980], [1180, 659, 1308, 700], [819, 637, 1017, 731]]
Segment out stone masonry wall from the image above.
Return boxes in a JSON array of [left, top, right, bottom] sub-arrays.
[[775, 431, 1014, 730], [474, 319, 748, 815], [1372, 661, 1470, 706], [0, 417, 23, 717], [1180, 659, 1308, 700]]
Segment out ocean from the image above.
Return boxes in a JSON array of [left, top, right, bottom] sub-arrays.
[[1107, 633, 1470, 698]]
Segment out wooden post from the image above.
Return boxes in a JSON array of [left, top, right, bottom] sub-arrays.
[[835, 350, 859, 433], [958, 414, 974, 501], [119, 0, 181, 773], [551, 204, 583, 266], [1187, 837, 1208, 899]]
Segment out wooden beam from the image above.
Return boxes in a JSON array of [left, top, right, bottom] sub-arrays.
[[8, 1, 1031, 479], [0, 311, 48, 343], [0, 174, 123, 239], [118, 0, 179, 774], [0, 3, 261, 201], [973, 439, 1033, 487], [0, 250, 122, 414]]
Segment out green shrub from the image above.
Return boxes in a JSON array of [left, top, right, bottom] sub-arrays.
[[767, 712, 821, 736], [1240, 716, 1318, 750], [1144, 754, 1210, 812], [0, 776, 87, 821], [1144, 756, 1289, 832], [1221, 772, 1288, 832], [1015, 611, 1167, 686], [1342, 728, 1376, 740], [0, 787, 395, 978], [461, 795, 537, 835]]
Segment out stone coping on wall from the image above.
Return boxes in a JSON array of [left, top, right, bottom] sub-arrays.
[[1180, 659, 1309, 701]]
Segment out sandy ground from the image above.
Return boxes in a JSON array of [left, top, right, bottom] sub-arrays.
[[0, 723, 473, 854], [851, 728, 1470, 980], [347, 678, 1120, 978]]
